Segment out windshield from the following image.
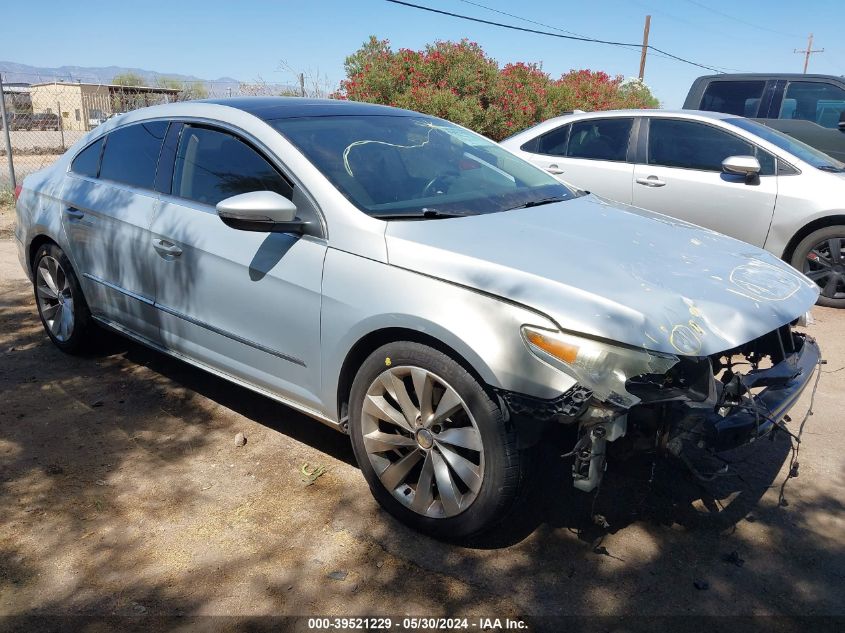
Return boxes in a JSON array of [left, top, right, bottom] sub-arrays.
[[271, 115, 574, 218], [726, 117, 845, 172]]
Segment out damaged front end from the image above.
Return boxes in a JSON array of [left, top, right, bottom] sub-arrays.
[[505, 323, 821, 492]]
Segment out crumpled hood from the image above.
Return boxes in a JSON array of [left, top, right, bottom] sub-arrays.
[[385, 195, 819, 356]]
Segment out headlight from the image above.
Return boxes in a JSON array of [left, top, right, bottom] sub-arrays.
[[521, 326, 679, 407]]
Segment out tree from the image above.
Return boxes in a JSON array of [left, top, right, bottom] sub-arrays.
[[334, 37, 660, 140], [155, 76, 208, 101], [111, 72, 146, 87]]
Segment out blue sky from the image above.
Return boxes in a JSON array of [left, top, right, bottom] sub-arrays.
[[4, 0, 844, 107]]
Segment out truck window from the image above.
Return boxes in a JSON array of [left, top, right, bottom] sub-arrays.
[[700, 81, 766, 117], [779, 81, 845, 129]]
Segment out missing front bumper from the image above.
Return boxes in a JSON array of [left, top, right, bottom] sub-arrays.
[[671, 332, 821, 454]]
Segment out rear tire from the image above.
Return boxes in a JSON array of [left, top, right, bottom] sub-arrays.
[[32, 243, 94, 353], [349, 341, 526, 541], [790, 226, 845, 308]]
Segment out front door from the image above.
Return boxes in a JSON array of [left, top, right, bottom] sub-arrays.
[[632, 118, 778, 248], [148, 124, 326, 410]]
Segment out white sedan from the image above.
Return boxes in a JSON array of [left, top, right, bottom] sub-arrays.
[[501, 110, 845, 307]]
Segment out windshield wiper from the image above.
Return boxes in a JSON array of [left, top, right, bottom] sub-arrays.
[[506, 196, 569, 211], [817, 165, 845, 173], [374, 209, 470, 220]]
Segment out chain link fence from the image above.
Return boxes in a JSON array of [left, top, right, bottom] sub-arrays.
[[0, 73, 304, 193]]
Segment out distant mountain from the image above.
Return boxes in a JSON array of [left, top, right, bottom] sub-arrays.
[[0, 61, 241, 88]]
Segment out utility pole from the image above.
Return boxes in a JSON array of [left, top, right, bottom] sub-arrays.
[[299, 73, 305, 97], [639, 15, 651, 81], [795, 33, 824, 73]]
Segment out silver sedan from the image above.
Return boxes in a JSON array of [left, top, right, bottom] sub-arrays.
[[14, 98, 820, 539], [501, 109, 845, 308]]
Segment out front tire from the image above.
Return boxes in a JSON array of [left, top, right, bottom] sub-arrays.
[[791, 225, 845, 308], [32, 243, 94, 353], [349, 341, 525, 540]]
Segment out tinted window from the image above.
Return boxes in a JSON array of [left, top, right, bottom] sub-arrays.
[[172, 126, 293, 206], [700, 80, 766, 117], [99, 121, 168, 189], [70, 138, 104, 178], [649, 119, 775, 175], [566, 118, 632, 162], [537, 124, 570, 156], [728, 117, 845, 172], [272, 116, 573, 218], [780, 81, 845, 129]]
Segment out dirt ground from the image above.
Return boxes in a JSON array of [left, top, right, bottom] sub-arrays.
[[1, 237, 843, 631], [0, 201, 14, 240]]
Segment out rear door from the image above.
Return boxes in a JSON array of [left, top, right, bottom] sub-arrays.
[[632, 118, 777, 247], [61, 121, 168, 341], [762, 79, 845, 162], [520, 117, 636, 203], [148, 123, 326, 410]]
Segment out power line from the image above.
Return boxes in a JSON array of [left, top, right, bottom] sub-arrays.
[[456, 0, 696, 67], [681, 0, 799, 38], [385, 0, 725, 73], [457, 0, 590, 39]]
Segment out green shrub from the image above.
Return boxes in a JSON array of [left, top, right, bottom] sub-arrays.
[[334, 36, 659, 140]]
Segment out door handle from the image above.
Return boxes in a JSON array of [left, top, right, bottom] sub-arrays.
[[635, 176, 666, 187], [545, 164, 565, 175], [64, 207, 84, 219], [153, 239, 183, 257]]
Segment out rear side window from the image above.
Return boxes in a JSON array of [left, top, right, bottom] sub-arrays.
[[566, 118, 632, 162], [780, 81, 845, 128], [536, 124, 571, 156], [99, 121, 169, 189], [648, 118, 775, 175], [171, 125, 293, 206], [700, 81, 766, 117], [70, 138, 104, 178]]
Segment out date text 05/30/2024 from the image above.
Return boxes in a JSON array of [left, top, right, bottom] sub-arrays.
[[307, 617, 529, 630]]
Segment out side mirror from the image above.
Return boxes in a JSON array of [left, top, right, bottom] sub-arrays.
[[722, 155, 761, 180], [216, 191, 306, 233], [838, 110, 845, 132]]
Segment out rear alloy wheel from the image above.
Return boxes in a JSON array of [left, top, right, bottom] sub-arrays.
[[33, 243, 93, 353], [791, 225, 845, 308], [349, 342, 525, 540]]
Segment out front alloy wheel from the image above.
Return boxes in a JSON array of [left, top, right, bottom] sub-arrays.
[[361, 366, 484, 518], [349, 341, 526, 540]]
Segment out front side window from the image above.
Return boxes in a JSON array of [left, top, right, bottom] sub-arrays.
[[700, 80, 766, 117], [171, 125, 293, 206], [70, 137, 104, 178], [566, 118, 633, 162], [99, 121, 169, 189], [780, 81, 845, 129], [648, 118, 775, 175], [727, 117, 845, 172], [271, 115, 573, 218], [537, 124, 570, 156]]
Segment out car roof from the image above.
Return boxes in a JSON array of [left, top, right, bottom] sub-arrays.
[[501, 109, 737, 142], [196, 97, 418, 120], [693, 73, 845, 82]]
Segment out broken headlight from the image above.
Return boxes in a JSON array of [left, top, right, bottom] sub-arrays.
[[521, 326, 679, 407]]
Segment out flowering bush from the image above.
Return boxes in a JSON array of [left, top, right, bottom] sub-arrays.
[[334, 37, 659, 140]]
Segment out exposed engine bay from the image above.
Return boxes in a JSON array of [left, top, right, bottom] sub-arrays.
[[501, 324, 822, 492]]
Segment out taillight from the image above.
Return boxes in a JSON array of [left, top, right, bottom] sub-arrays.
[[13, 184, 22, 201]]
